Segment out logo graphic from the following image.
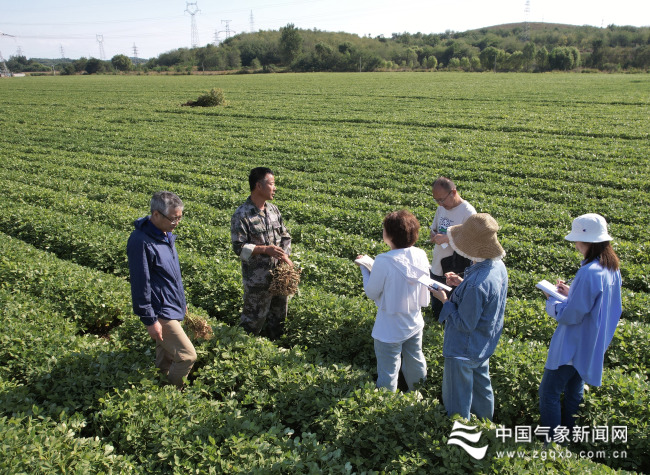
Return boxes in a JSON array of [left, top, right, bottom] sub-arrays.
[[447, 421, 488, 460], [439, 217, 452, 233]]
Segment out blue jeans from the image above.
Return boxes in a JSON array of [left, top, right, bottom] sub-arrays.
[[539, 365, 584, 441], [374, 331, 427, 392], [442, 357, 494, 420]]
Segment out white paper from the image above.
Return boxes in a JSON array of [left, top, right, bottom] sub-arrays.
[[536, 279, 567, 301], [354, 255, 374, 272], [418, 275, 452, 292]]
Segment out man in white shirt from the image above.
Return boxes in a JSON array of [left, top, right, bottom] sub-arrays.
[[429, 177, 476, 318]]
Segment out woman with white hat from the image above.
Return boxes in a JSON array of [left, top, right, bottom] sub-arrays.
[[429, 213, 508, 421], [539, 213, 622, 443]]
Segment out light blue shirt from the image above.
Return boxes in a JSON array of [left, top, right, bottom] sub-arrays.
[[439, 259, 508, 361], [545, 259, 622, 386]]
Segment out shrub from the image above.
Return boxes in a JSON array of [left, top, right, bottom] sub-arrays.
[[183, 88, 228, 107]]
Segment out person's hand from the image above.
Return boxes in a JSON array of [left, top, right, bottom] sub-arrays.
[[264, 244, 287, 259], [556, 279, 570, 297], [445, 272, 463, 287], [432, 233, 449, 245], [147, 321, 163, 341], [354, 254, 366, 266], [280, 254, 294, 267], [429, 286, 448, 303]]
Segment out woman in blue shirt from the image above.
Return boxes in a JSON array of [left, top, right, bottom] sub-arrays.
[[429, 213, 508, 421], [539, 213, 622, 443]]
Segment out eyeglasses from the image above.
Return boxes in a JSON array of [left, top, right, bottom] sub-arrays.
[[434, 190, 453, 204], [159, 211, 183, 224]]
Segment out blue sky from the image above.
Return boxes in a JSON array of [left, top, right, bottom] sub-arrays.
[[1, 0, 648, 60]]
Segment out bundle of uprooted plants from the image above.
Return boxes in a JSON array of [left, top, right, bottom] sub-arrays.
[[269, 262, 301, 296], [183, 312, 214, 340]]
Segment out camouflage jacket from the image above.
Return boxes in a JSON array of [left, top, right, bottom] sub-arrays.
[[231, 197, 291, 286]]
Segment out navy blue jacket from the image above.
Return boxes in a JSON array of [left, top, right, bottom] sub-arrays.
[[127, 217, 186, 326]]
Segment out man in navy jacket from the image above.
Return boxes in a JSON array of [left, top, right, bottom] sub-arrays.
[[127, 191, 196, 387]]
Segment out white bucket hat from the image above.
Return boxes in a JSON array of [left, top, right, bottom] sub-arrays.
[[565, 213, 613, 243]]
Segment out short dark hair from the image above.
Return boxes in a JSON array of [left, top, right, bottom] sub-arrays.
[[583, 241, 620, 272], [249, 167, 274, 192], [432, 176, 456, 192], [383, 210, 420, 249], [150, 191, 183, 215]]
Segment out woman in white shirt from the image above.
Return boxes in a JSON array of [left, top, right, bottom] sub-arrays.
[[356, 210, 431, 392]]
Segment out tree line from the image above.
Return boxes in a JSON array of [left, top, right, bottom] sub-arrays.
[[7, 22, 649, 75]]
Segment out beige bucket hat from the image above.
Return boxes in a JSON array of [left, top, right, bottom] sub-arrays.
[[447, 213, 505, 262]]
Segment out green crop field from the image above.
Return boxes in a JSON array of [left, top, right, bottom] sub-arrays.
[[1, 72, 648, 473]]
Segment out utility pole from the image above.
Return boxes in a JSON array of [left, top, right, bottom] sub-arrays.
[[132, 43, 139, 66], [185, 2, 200, 48], [60, 44, 65, 60]]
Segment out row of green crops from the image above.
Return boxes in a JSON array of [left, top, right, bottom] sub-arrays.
[[1, 72, 649, 472]]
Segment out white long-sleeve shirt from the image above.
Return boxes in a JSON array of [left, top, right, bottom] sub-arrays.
[[361, 247, 431, 343]]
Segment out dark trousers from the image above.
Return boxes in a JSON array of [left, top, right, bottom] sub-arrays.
[[430, 272, 448, 320], [240, 284, 288, 340]]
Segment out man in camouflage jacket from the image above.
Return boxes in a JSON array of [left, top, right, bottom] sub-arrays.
[[231, 167, 292, 339]]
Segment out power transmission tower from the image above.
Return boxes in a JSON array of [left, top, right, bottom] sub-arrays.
[[16, 46, 23, 57], [249, 10, 255, 33], [0, 32, 16, 76], [522, 0, 531, 41], [185, 2, 200, 48], [221, 20, 232, 40], [96, 34, 106, 60], [132, 43, 139, 66], [0, 51, 11, 77], [60, 44, 65, 60]]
